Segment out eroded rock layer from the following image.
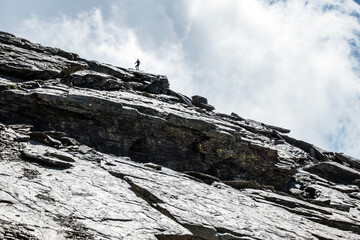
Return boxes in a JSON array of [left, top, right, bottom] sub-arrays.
[[0, 31, 359, 239]]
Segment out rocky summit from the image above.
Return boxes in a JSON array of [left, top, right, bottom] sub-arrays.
[[0, 31, 359, 240]]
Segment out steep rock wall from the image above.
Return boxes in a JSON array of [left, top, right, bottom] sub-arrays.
[[0, 32, 360, 239]]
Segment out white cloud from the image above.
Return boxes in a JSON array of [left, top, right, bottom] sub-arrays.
[[183, 0, 360, 157], [13, 0, 360, 158]]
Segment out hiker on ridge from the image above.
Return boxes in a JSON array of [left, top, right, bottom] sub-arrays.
[[134, 59, 141, 70]]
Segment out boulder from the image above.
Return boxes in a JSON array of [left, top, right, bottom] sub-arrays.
[[230, 112, 245, 121], [144, 75, 170, 94], [168, 89, 194, 107], [192, 95, 215, 111], [192, 95, 208, 105]]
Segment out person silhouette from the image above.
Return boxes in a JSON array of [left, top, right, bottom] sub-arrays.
[[134, 59, 141, 70]]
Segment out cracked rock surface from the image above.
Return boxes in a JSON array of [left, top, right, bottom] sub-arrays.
[[0, 31, 360, 239]]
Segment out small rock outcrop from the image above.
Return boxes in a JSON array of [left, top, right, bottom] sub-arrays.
[[0, 31, 360, 239], [191, 95, 215, 111], [144, 75, 169, 94]]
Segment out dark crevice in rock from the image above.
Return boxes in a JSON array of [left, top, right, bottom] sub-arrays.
[[119, 176, 218, 240], [100, 218, 133, 222], [128, 137, 154, 162], [300, 185, 319, 199], [183, 171, 220, 185], [205, 157, 245, 180], [216, 227, 261, 240], [0, 219, 39, 240], [259, 195, 332, 215], [125, 177, 165, 204], [127, 134, 207, 172], [125, 179, 192, 237], [107, 170, 160, 187], [35, 193, 56, 203], [259, 195, 360, 234], [106, 170, 127, 179], [310, 233, 334, 240], [155, 234, 193, 240], [144, 162, 163, 170], [189, 137, 211, 160], [0, 199, 14, 204], [54, 214, 95, 240], [223, 180, 274, 191], [310, 217, 360, 235], [181, 224, 218, 240]]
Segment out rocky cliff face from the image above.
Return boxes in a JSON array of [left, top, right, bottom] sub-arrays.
[[0, 31, 360, 240]]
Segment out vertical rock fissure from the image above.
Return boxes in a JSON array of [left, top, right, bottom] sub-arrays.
[[120, 175, 219, 240]]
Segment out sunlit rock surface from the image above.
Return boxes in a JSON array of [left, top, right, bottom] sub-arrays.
[[0, 31, 359, 239]]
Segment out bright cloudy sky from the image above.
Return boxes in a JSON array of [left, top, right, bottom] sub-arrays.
[[1, 0, 360, 158]]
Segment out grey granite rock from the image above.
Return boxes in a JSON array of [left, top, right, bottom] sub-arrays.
[[0, 32, 359, 239]]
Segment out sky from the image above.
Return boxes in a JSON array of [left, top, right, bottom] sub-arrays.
[[1, 0, 360, 158]]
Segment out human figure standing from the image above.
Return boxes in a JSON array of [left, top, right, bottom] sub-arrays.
[[134, 59, 141, 70]]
